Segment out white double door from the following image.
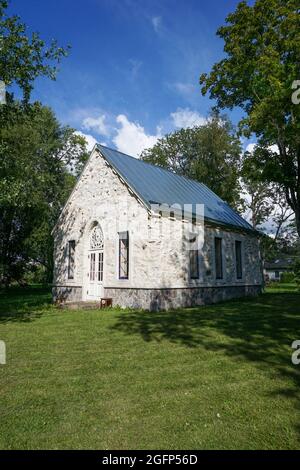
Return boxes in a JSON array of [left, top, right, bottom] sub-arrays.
[[87, 250, 103, 300]]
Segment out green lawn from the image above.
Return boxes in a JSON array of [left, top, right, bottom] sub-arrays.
[[0, 285, 300, 450]]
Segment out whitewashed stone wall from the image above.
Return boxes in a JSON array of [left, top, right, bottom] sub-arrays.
[[53, 148, 263, 308], [53, 148, 149, 298]]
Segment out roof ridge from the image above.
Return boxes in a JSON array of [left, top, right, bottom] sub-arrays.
[[97, 143, 183, 177], [97, 143, 221, 196], [96, 143, 254, 232]]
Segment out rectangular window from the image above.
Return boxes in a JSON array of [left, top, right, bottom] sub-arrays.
[[215, 237, 223, 280], [98, 252, 103, 282], [89, 252, 95, 281], [235, 240, 242, 279], [68, 240, 75, 279], [190, 250, 199, 279], [119, 231, 129, 279]]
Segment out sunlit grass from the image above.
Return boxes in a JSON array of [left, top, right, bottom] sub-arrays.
[[0, 285, 300, 449]]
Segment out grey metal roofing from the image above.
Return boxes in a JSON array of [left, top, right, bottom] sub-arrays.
[[264, 258, 295, 270], [97, 144, 255, 232]]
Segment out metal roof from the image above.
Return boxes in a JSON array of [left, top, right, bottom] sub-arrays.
[[264, 258, 295, 270], [97, 144, 255, 232]]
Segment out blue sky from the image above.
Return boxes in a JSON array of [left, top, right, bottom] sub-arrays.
[[8, 0, 252, 156]]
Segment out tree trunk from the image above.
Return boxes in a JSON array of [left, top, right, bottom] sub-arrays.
[[294, 207, 300, 239]]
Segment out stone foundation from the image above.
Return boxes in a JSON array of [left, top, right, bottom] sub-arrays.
[[52, 286, 82, 304], [104, 285, 262, 311], [53, 284, 261, 310]]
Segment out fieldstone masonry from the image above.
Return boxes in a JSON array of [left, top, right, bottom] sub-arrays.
[[53, 148, 263, 310]]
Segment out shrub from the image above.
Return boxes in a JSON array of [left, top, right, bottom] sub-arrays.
[[293, 260, 300, 289], [23, 265, 47, 284], [280, 272, 295, 283]]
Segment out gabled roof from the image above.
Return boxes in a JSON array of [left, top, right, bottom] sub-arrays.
[[97, 144, 255, 233], [264, 258, 295, 270]]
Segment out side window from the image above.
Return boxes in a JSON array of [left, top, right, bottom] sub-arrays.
[[68, 240, 75, 279], [235, 240, 242, 279], [215, 237, 223, 280], [190, 250, 199, 279], [119, 231, 129, 279]]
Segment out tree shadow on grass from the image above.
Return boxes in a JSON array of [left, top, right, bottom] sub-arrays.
[[0, 285, 52, 323], [111, 291, 300, 435], [112, 292, 300, 352]]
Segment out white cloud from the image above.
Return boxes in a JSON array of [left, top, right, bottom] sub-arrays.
[[151, 16, 162, 33], [245, 143, 280, 154], [76, 107, 206, 159], [170, 108, 206, 129], [173, 82, 196, 97], [113, 114, 161, 157], [269, 144, 279, 154], [82, 114, 109, 136], [245, 143, 257, 153], [75, 131, 97, 151]]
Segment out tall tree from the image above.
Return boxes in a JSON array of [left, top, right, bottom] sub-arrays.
[[241, 151, 275, 229], [0, 0, 79, 284], [0, 101, 88, 285], [200, 0, 300, 236], [241, 180, 273, 230], [0, 0, 69, 101], [141, 113, 242, 208]]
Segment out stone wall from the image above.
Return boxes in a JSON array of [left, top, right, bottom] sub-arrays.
[[104, 285, 262, 311], [53, 147, 149, 297], [52, 286, 82, 304], [53, 147, 263, 308]]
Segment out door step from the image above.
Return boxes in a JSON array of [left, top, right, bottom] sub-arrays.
[[57, 301, 101, 310]]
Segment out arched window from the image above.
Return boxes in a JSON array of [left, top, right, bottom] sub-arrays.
[[90, 225, 104, 251], [89, 225, 104, 283]]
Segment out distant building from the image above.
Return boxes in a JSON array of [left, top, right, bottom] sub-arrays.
[[264, 258, 295, 281], [52, 144, 263, 310]]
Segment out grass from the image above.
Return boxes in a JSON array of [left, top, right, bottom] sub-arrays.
[[266, 282, 298, 293], [0, 284, 300, 450]]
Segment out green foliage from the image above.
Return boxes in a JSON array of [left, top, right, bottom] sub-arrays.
[[280, 272, 295, 283], [200, 0, 300, 235], [0, 101, 88, 285], [0, 0, 69, 101], [259, 234, 279, 262], [241, 150, 295, 233], [0, 2, 89, 285], [23, 264, 48, 285], [141, 112, 242, 208], [241, 154, 275, 228], [293, 259, 300, 288]]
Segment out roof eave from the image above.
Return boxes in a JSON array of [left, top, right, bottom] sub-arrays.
[[98, 145, 258, 236], [203, 216, 258, 236]]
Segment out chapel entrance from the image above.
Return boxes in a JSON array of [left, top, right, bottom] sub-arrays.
[[87, 224, 104, 300]]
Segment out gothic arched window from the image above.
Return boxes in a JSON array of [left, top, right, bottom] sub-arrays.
[[90, 225, 104, 250]]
